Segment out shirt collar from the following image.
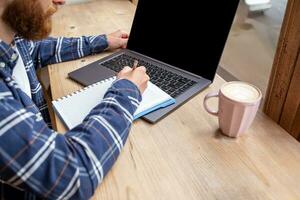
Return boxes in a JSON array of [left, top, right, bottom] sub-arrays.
[[0, 38, 19, 71]]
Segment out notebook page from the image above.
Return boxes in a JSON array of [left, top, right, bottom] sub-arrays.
[[53, 77, 116, 129], [134, 82, 173, 117], [52, 78, 174, 129]]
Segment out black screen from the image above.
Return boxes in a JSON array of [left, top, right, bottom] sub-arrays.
[[127, 0, 239, 81]]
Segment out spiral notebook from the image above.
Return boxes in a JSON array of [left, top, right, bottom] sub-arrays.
[[52, 77, 175, 130]]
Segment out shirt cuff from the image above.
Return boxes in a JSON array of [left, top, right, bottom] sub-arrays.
[[89, 34, 109, 53], [103, 79, 142, 115], [111, 79, 142, 101]]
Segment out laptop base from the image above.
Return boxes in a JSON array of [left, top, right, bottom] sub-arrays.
[[68, 49, 212, 123]]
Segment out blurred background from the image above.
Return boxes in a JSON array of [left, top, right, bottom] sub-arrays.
[[218, 0, 287, 96]]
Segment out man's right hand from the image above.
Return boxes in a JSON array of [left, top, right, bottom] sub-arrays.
[[117, 66, 150, 94]]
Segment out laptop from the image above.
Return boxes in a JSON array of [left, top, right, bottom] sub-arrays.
[[68, 0, 239, 123]]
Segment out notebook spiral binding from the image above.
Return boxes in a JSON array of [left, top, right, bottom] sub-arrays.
[[53, 76, 117, 102]]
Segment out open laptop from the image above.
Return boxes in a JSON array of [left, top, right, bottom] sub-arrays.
[[68, 0, 239, 123]]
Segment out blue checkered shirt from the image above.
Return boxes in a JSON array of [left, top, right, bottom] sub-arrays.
[[0, 35, 141, 200]]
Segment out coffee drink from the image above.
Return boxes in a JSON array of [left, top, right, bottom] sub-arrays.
[[221, 82, 261, 103], [204, 81, 262, 137]]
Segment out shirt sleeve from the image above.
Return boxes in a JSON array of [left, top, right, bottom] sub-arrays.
[[0, 79, 141, 200], [29, 35, 108, 68]]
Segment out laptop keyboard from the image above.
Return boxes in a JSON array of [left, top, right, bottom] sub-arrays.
[[101, 54, 197, 97]]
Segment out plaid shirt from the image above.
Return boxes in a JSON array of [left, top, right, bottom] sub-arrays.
[[0, 35, 141, 200]]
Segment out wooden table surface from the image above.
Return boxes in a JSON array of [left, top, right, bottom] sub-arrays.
[[48, 1, 300, 199]]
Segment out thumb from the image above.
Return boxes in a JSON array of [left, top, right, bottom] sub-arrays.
[[117, 66, 132, 79], [121, 66, 132, 73]]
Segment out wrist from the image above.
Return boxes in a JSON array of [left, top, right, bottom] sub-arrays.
[[103, 34, 111, 51], [113, 79, 142, 101]]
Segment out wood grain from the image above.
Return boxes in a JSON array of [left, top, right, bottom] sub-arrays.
[[48, 1, 300, 199], [264, 0, 300, 122], [280, 46, 300, 139], [264, 0, 300, 140]]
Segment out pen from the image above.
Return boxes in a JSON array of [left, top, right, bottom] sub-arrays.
[[133, 60, 139, 70]]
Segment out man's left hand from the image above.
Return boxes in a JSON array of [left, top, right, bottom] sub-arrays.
[[106, 30, 129, 50]]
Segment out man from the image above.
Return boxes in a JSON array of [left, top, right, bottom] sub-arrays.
[[0, 0, 149, 199]]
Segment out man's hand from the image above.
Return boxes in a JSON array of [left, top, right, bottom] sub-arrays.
[[52, 0, 66, 5], [117, 66, 150, 94], [106, 30, 129, 50]]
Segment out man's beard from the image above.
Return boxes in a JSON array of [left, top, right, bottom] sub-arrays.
[[1, 0, 57, 41]]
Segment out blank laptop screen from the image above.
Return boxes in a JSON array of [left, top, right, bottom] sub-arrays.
[[127, 0, 239, 81]]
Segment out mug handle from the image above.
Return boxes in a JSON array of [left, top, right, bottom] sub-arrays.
[[203, 92, 219, 116]]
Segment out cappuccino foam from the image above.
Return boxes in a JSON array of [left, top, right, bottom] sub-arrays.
[[221, 82, 261, 103]]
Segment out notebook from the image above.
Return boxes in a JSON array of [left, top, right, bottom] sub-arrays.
[[52, 77, 175, 130]]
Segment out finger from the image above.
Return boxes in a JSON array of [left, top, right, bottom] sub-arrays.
[[117, 66, 131, 78], [120, 38, 128, 48], [121, 66, 132, 73], [140, 81, 149, 94], [116, 30, 128, 38], [144, 80, 149, 89], [136, 66, 146, 72], [146, 75, 150, 81], [121, 32, 129, 39], [53, 0, 66, 5]]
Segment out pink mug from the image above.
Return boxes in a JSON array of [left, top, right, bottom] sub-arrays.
[[203, 81, 262, 137]]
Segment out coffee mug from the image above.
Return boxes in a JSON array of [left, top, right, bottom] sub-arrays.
[[203, 81, 262, 137]]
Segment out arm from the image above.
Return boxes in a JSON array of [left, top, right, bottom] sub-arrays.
[[0, 79, 141, 200], [30, 35, 108, 68]]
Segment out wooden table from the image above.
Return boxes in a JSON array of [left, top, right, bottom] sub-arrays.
[[48, 1, 300, 199]]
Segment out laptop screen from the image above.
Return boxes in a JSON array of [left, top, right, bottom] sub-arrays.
[[127, 0, 239, 81]]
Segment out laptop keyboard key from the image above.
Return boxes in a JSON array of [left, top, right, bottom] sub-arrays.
[[101, 54, 197, 97]]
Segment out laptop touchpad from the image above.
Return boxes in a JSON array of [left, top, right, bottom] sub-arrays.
[[68, 64, 116, 86]]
